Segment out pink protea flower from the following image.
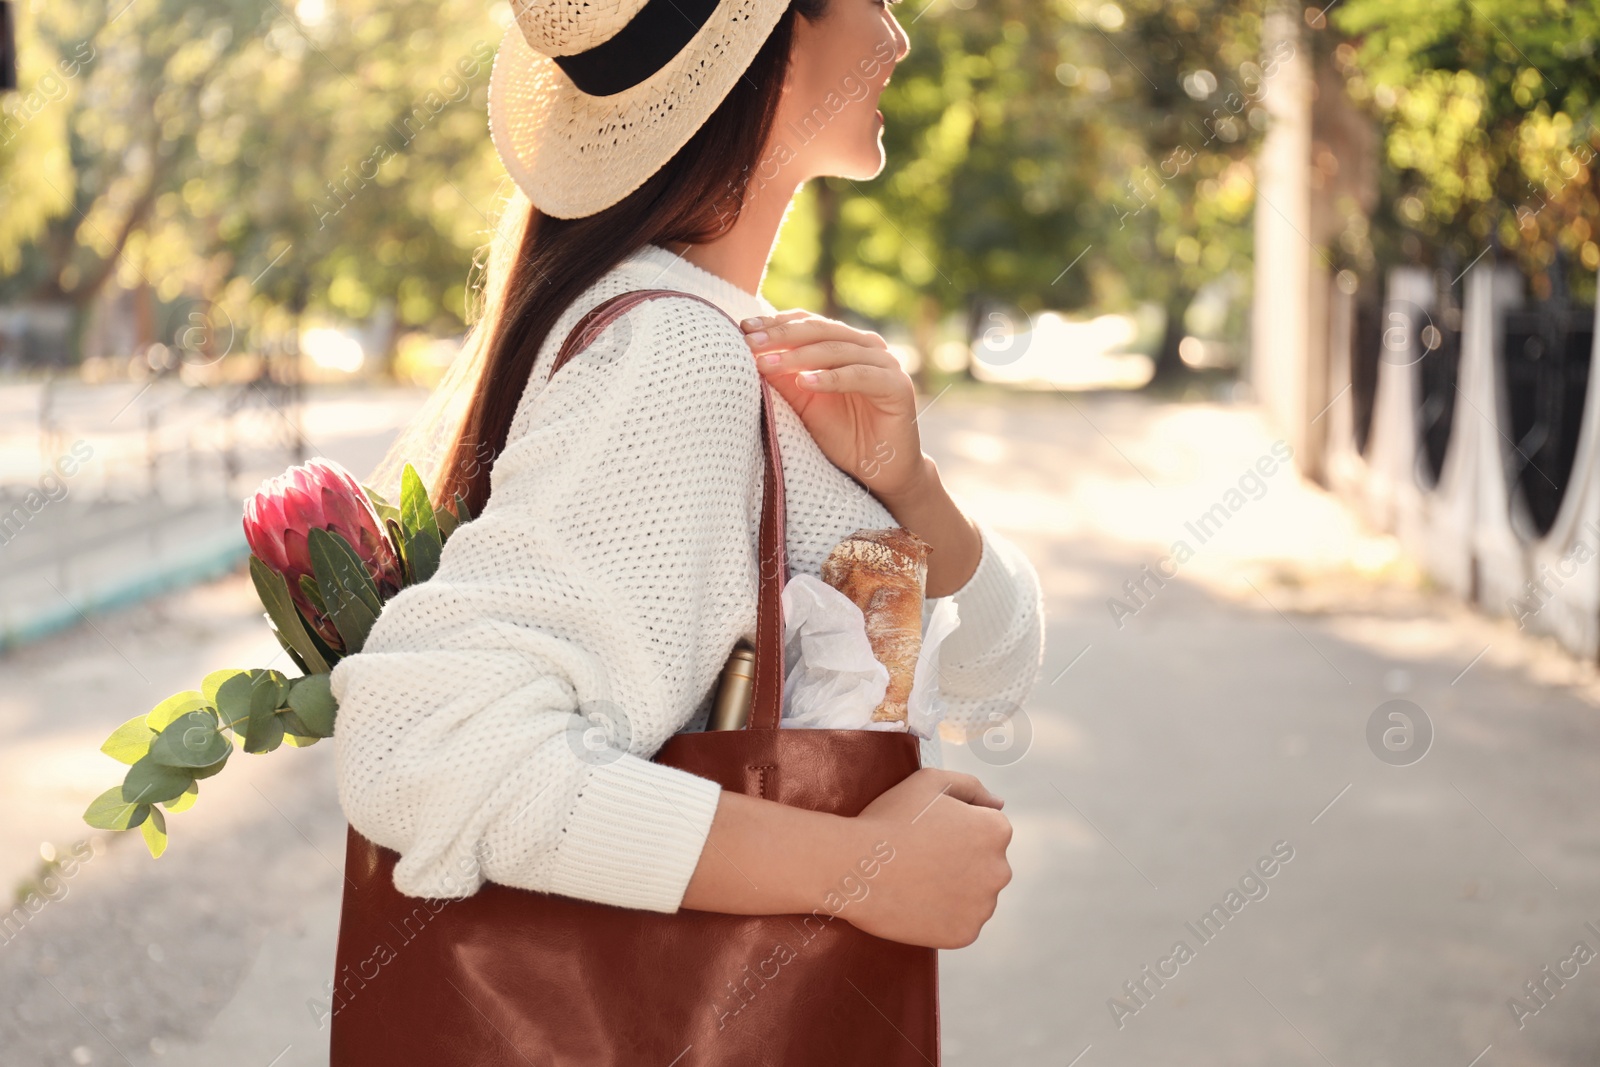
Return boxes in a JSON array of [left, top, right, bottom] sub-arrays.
[[242, 459, 403, 644]]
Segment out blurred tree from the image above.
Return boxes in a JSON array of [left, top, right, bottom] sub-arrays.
[[0, 0, 503, 368], [821, 0, 1105, 385], [1075, 0, 1269, 385], [808, 0, 1270, 388], [1334, 0, 1600, 301]]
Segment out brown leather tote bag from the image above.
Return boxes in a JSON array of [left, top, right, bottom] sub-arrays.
[[329, 289, 939, 1066]]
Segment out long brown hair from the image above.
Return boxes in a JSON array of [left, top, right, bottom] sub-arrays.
[[429, 0, 828, 518]]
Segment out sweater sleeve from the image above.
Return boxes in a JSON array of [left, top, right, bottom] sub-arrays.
[[926, 519, 1046, 738], [330, 296, 765, 912]]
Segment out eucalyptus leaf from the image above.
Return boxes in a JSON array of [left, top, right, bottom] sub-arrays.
[[201, 668, 249, 707], [162, 781, 199, 813], [250, 556, 331, 674], [148, 711, 231, 769], [278, 706, 321, 746], [244, 704, 285, 754], [122, 757, 194, 805], [141, 807, 168, 858], [146, 690, 211, 732], [190, 749, 230, 780], [286, 673, 337, 737], [215, 671, 256, 736], [250, 670, 289, 715], [101, 716, 157, 766], [243, 671, 290, 753], [84, 787, 150, 831]]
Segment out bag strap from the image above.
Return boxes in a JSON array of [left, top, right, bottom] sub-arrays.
[[548, 288, 790, 733]]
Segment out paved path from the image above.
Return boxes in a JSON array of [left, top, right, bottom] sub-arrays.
[[2, 387, 1597, 1066]]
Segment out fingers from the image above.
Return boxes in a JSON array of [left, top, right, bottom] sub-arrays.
[[925, 769, 1005, 810], [744, 315, 891, 358], [793, 363, 907, 403]]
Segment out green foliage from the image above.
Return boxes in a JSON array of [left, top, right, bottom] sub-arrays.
[[147, 711, 231, 769], [308, 528, 381, 653], [80, 470, 456, 854], [2, 0, 505, 351], [141, 807, 169, 858], [121, 756, 195, 806], [398, 463, 443, 583], [83, 787, 149, 831], [250, 556, 333, 674], [1334, 0, 1600, 289], [100, 716, 157, 765], [287, 674, 337, 738], [146, 690, 210, 731]]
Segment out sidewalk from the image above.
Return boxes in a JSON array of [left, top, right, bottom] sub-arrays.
[[0, 380, 431, 652], [2, 387, 1597, 1065]]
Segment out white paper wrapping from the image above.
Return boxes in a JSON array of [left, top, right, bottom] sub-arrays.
[[778, 573, 961, 739]]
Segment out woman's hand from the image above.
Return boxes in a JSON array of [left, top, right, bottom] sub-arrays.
[[742, 310, 930, 505], [843, 768, 1013, 949]]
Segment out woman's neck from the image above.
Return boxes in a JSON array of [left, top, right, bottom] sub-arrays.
[[659, 173, 802, 299]]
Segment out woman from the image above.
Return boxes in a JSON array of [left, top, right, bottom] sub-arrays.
[[332, 0, 1044, 1013]]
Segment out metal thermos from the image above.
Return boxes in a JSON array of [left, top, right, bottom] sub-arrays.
[[708, 641, 756, 730]]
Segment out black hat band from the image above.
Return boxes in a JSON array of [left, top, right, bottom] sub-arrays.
[[551, 0, 722, 98]]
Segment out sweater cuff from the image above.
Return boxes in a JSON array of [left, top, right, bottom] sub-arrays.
[[940, 521, 1024, 665], [543, 752, 723, 913]]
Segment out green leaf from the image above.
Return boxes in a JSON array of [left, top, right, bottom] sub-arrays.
[[298, 573, 328, 616], [202, 668, 249, 707], [250, 556, 332, 674], [190, 750, 230, 779], [364, 485, 402, 530], [215, 671, 256, 736], [141, 807, 168, 858], [435, 501, 459, 542], [122, 757, 195, 805], [278, 705, 322, 746], [101, 716, 157, 765], [244, 705, 285, 754], [84, 787, 150, 830], [272, 631, 313, 676], [309, 528, 381, 653], [243, 671, 289, 753], [400, 464, 442, 583], [251, 670, 289, 713], [454, 492, 473, 526], [286, 673, 337, 737], [148, 711, 231, 769], [146, 690, 211, 732], [162, 781, 199, 813], [386, 516, 410, 584]]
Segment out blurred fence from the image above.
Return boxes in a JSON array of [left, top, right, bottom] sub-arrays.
[[0, 357, 308, 650], [1322, 260, 1600, 661]]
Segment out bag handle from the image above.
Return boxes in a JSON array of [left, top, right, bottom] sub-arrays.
[[548, 288, 790, 732]]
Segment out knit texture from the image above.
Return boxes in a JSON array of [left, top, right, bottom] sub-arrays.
[[330, 242, 1046, 911]]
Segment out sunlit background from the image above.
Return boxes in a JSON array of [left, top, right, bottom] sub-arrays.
[[3, 0, 1600, 1064]]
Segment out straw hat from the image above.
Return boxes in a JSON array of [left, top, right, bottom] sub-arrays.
[[489, 0, 793, 219]]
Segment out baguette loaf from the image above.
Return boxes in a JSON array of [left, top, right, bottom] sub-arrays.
[[819, 526, 932, 723]]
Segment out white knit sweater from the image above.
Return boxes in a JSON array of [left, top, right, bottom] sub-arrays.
[[330, 243, 1046, 911]]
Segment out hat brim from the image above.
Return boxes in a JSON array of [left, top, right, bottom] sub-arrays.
[[489, 0, 793, 220]]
